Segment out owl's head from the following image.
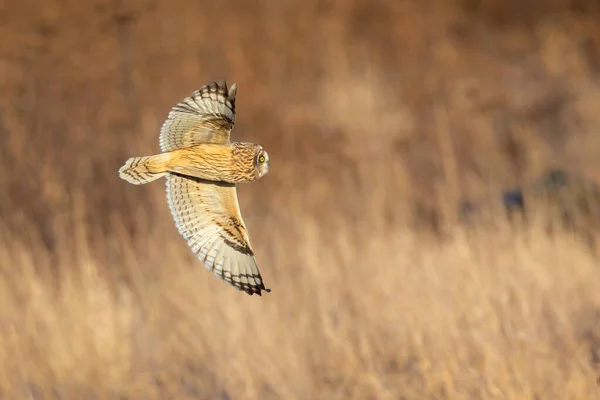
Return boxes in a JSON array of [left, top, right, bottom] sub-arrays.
[[231, 142, 270, 182], [254, 147, 270, 178]]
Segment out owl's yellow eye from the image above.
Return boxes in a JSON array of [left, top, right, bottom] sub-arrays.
[[259, 155, 265, 163]]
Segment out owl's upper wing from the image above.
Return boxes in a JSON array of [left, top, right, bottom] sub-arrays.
[[159, 80, 237, 152], [165, 173, 270, 296]]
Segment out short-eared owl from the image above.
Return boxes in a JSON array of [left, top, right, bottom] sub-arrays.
[[119, 80, 271, 296]]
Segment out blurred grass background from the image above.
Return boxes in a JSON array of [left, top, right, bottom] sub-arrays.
[[2, 0, 600, 398]]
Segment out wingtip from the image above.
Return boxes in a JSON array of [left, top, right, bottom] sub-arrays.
[[202, 79, 236, 101], [257, 287, 271, 296], [228, 83, 237, 101], [246, 286, 271, 296]]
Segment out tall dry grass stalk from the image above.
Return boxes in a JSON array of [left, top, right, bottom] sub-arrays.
[[2, 0, 600, 398], [2, 214, 600, 399]]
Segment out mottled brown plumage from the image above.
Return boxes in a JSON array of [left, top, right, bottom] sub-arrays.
[[118, 80, 271, 296], [165, 142, 269, 184]]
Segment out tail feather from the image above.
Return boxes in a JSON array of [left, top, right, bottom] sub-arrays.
[[119, 153, 170, 185]]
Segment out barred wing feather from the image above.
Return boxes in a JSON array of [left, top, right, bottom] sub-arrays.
[[159, 80, 237, 152], [165, 173, 269, 296]]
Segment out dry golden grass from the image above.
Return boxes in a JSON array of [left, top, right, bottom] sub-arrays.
[[3, 0, 600, 398]]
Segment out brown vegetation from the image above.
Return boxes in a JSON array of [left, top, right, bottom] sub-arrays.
[[2, 0, 600, 398]]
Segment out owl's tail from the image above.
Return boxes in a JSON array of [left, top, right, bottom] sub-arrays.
[[119, 153, 170, 185]]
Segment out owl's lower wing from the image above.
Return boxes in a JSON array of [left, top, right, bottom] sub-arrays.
[[165, 173, 269, 296], [159, 80, 237, 152]]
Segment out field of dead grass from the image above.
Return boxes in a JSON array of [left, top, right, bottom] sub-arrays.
[[2, 0, 600, 398]]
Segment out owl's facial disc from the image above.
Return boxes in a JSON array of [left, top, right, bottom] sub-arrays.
[[255, 148, 270, 178]]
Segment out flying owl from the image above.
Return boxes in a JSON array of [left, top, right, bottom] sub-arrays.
[[118, 80, 271, 296]]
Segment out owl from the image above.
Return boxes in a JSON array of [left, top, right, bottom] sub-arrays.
[[119, 80, 271, 296]]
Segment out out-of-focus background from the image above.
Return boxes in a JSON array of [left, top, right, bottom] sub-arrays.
[[2, 0, 600, 398]]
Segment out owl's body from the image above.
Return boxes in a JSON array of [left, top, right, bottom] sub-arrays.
[[120, 142, 269, 185], [118, 80, 271, 296]]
